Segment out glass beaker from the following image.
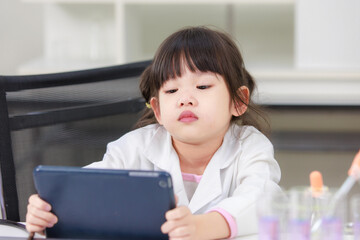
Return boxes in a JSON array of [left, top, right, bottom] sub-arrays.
[[288, 187, 312, 240], [257, 191, 288, 240], [351, 194, 360, 240]]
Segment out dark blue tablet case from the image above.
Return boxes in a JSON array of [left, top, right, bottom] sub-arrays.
[[33, 166, 175, 239]]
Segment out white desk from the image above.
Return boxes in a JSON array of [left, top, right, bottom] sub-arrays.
[[0, 222, 355, 240], [0, 221, 258, 239], [0, 222, 44, 238]]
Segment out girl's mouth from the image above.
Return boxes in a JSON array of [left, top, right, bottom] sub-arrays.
[[178, 111, 198, 123]]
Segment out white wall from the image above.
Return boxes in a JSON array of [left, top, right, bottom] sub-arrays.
[[0, 0, 43, 75]]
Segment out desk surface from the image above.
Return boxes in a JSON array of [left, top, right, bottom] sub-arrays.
[[0, 223, 259, 240], [0, 235, 356, 240], [0, 223, 258, 240], [0, 223, 355, 240], [0, 237, 258, 240]]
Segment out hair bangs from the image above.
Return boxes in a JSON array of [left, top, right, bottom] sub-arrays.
[[156, 30, 225, 87]]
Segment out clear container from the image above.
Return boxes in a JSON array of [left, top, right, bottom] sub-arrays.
[[351, 194, 360, 240], [316, 189, 346, 240], [287, 187, 313, 240], [257, 191, 288, 240]]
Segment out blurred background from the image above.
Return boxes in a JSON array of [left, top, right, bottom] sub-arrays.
[[1, 0, 360, 221]]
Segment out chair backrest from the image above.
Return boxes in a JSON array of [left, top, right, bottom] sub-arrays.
[[0, 60, 151, 221], [2, 59, 359, 222]]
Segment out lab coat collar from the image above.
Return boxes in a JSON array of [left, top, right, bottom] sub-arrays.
[[143, 125, 189, 206], [188, 124, 242, 212], [217, 124, 243, 169], [143, 124, 241, 169], [143, 124, 243, 212], [143, 125, 174, 171]]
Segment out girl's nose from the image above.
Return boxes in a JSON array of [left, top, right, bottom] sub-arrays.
[[180, 99, 193, 106], [178, 95, 197, 107]]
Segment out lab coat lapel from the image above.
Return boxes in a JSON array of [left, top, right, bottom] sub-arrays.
[[143, 126, 189, 206], [142, 124, 241, 211], [188, 162, 222, 213], [188, 125, 241, 213]]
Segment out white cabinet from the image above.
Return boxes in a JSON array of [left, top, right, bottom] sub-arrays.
[[20, 0, 119, 74], [20, 0, 360, 105], [296, 0, 360, 70], [20, 0, 296, 72]]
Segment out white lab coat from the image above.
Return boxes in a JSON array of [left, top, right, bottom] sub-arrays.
[[86, 123, 281, 237]]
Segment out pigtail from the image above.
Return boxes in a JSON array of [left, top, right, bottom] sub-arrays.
[[133, 108, 157, 129]]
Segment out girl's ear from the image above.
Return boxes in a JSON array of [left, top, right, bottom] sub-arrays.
[[231, 86, 250, 117], [150, 97, 163, 125]]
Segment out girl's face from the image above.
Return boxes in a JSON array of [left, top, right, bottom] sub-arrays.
[[150, 66, 246, 145]]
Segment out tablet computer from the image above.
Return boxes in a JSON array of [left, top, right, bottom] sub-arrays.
[[33, 165, 175, 239]]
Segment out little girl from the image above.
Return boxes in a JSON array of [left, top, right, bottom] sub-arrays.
[[26, 26, 281, 239]]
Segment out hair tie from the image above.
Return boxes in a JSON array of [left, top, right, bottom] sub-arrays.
[[145, 102, 151, 109]]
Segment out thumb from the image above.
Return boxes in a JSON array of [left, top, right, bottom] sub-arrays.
[[175, 195, 178, 205]]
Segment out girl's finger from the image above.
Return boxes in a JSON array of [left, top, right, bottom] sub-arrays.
[[168, 225, 194, 238], [161, 214, 191, 234], [169, 236, 192, 240], [165, 206, 191, 220], [28, 194, 51, 211], [26, 223, 46, 234], [26, 212, 54, 229], [27, 204, 58, 224], [174, 195, 178, 205], [161, 219, 176, 234]]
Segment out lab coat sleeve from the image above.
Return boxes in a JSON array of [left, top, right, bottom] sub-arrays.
[[85, 137, 128, 169], [214, 132, 282, 236]]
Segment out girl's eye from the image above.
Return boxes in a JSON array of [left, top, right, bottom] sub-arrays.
[[165, 89, 178, 94], [197, 85, 211, 90]]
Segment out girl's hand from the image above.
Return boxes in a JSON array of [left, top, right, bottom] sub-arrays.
[[26, 194, 58, 233], [161, 206, 198, 240]]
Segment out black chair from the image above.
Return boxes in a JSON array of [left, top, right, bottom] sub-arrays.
[[0, 60, 151, 222], [1, 58, 359, 223]]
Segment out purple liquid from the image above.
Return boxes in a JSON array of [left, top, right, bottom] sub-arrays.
[[354, 221, 360, 240], [288, 219, 310, 240], [259, 216, 279, 240], [321, 217, 343, 240]]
